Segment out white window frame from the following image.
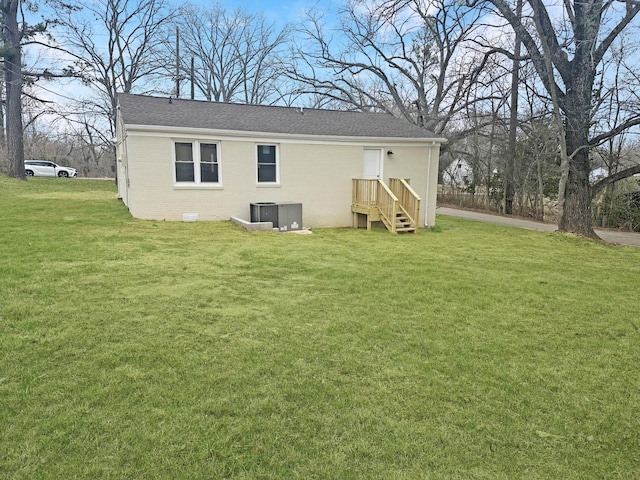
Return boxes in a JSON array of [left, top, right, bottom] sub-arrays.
[[256, 144, 279, 185], [172, 139, 222, 187]]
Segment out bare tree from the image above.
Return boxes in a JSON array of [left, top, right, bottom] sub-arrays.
[[0, 0, 23, 178], [291, 0, 490, 137], [503, 0, 522, 214], [169, 4, 290, 105], [0, 0, 49, 179], [48, 0, 174, 138], [455, 58, 511, 209], [590, 33, 640, 199], [24, 111, 114, 177], [485, 0, 640, 238]]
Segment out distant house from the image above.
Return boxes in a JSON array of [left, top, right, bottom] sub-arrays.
[[115, 94, 445, 232], [589, 167, 608, 183], [443, 159, 473, 186]]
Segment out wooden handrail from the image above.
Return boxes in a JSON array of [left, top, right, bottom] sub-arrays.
[[389, 178, 420, 228], [352, 178, 378, 208], [376, 179, 398, 233], [353, 178, 419, 233]]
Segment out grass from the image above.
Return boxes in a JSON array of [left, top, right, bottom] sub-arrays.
[[1, 176, 639, 479]]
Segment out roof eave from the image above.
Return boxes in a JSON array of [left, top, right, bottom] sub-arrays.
[[121, 123, 447, 144]]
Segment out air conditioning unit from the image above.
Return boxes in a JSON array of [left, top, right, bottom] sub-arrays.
[[250, 202, 302, 231], [250, 202, 278, 225]]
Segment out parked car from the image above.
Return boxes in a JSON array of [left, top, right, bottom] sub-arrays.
[[24, 160, 77, 178]]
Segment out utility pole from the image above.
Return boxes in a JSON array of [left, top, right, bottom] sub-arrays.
[[190, 57, 194, 100]]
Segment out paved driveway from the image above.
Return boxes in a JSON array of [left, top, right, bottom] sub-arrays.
[[437, 206, 640, 247]]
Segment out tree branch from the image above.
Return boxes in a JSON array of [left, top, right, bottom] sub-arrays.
[[591, 164, 640, 197]]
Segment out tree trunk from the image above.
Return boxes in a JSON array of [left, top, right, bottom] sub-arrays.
[[2, 0, 25, 180], [559, 157, 596, 238], [504, 0, 522, 215], [0, 78, 6, 152], [557, 39, 598, 239], [536, 155, 544, 221]]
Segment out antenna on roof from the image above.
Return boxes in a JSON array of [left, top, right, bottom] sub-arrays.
[[169, 96, 172, 104], [299, 106, 304, 114]]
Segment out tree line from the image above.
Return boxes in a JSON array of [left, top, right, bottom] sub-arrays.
[[2, 0, 640, 237]]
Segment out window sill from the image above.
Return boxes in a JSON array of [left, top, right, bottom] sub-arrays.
[[173, 184, 223, 190], [257, 183, 281, 188]]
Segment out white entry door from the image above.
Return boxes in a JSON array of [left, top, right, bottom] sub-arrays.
[[362, 148, 383, 179]]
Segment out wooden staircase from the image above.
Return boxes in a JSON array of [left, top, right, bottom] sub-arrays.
[[352, 178, 420, 233], [394, 210, 415, 233]]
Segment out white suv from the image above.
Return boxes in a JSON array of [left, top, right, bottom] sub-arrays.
[[25, 160, 78, 178]]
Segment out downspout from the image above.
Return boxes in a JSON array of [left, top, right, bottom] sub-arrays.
[[425, 141, 435, 227], [115, 104, 129, 204], [121, 126, 129, 204]]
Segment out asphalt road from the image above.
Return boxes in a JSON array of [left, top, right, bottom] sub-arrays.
[[437, 206, 640, 247]]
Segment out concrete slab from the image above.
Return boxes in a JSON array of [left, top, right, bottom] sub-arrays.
[[230, 217, 273, 231]]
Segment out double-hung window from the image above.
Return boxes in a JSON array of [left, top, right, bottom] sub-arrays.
[[174, 141, 220, 185], [257, 144, 278, 183]]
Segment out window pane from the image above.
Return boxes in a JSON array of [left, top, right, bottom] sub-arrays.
[[257, 145, 276, 164], [201, 163, 218, 182], [258, 164, 276, 183], [175, 142, 193, 162], [200, 143, 217, 163], [175, 142, 194, 182], [176, 162, 194, 182], [200, 143, 218, 183]]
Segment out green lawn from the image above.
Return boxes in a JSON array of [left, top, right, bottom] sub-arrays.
[[1, 176, 638, 479]]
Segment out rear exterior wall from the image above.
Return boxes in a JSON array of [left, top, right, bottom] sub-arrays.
[[120, 129, 435, 228]]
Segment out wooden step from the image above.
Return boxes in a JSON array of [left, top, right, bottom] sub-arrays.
[[395, 216, 416, 232]]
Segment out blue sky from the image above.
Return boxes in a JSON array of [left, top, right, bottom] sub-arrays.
[[190, 0, 335, 25], [22, 0, 345, 125], [24, 1, 336, 92]]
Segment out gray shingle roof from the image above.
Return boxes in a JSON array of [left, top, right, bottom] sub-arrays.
[[117, 93, 442, 140]]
